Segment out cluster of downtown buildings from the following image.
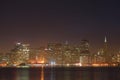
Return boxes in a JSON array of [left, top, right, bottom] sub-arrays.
[[0, 37, 120, 67]]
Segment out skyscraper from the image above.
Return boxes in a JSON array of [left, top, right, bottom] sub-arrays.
[[79, 40, 91, 66], [103, 36, 111, 64], [9, 43, 30, 65]]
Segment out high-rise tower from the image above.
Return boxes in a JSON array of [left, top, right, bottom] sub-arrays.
[[104, 36, 108, 53], [79, 40, 91, 66], [9, 43, 30, 65], [103, 36, 111, 64]]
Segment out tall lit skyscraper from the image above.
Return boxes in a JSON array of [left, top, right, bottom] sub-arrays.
[[79, 40, 91, 65], [94, 36, 113, 65], [103, 36, 111, 63], [9, 43, 30, 65]]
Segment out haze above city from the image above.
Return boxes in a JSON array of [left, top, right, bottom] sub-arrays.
[[0, 0, 120, 52]]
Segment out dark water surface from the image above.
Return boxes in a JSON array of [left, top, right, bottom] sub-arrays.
[[0, 67, 120, 80]]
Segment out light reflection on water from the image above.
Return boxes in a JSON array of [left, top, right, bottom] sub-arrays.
[[16, 69, 29, 80], [50, 67, 55, 80], [0, 67, 120, 80], [41, 67, 44, 80]]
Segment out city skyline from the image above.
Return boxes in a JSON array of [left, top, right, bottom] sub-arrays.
[[0, 37, 120, 67], [1, 1, 120, 80], [0, 36, 118, 53], [0, 0, 120, 52]]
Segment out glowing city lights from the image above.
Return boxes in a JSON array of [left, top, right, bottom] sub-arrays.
[[0, 37, 120, 67]]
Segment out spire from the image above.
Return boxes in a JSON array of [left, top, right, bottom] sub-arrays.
[[104, 36, 107, 43]]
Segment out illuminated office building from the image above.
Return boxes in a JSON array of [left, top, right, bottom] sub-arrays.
[[93, 49, 106, 64], [9, 43, 30, 65], [112, 50, 120, 64], [79, 40, 91, 65], [102, 36, 112, 64], [47, 43, 63, 64]]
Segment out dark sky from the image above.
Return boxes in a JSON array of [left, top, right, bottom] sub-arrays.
[[0, 0, 120, 52]]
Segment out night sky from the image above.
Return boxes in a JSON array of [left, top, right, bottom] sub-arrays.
[[0, 0, 120, 52]]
